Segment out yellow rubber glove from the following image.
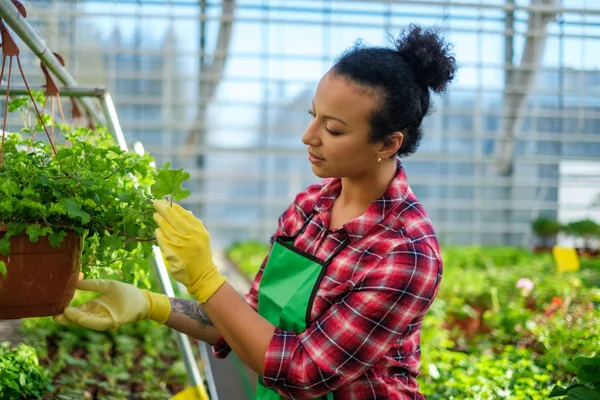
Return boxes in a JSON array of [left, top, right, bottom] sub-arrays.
[[52, 279, 171, 331], [153, 200, 226, 303]]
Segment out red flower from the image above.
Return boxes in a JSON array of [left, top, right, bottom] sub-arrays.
[[551, 297, 563, 306]]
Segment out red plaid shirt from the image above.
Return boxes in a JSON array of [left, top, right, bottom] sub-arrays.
[[214, 159, 443, 399]]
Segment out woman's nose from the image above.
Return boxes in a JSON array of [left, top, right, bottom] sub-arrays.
[[302, 119, 320, 146]]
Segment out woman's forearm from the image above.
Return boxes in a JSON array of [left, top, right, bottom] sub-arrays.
[[203, 283, 275, 376], [165, 298, 222, 345]]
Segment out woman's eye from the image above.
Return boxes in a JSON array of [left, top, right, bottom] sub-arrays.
[[325, 127, 341, 136], [307, 110, 341, 135]]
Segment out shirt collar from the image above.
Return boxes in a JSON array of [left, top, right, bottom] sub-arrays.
[[313, 159, 410, 241]]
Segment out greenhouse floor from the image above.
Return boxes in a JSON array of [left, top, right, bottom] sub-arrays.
[[206, 346, 257, 399], [208, 248, 258, 399], [0, 318, 23, 345]]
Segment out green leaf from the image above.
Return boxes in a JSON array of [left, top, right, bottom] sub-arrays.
[[125, 223, 140, 238], [101, 234, 123, 251], [0, 200, 13, 213], [550, 385, 570, 398], [26, 225, 52, 242], [0, 181, 19, 196], [579, 366, 600, 385], [83, 198, 97, 208], [151, 162, 191, 201], [125, 240, 138, 252], [118, 193, 135, 202], [7, 96, 29, 112], [59, 198, 91, 224], [37, 175, 51, 186], [21, 187, 37, 197], [0, 237, 11, 255], [48, 231, 67, 248], [567, 386, 599, 400], [0, 261, 6, 275], [569, 358, 600, 384], [48, 203, 66, 216], [19, 199, 45, 213]]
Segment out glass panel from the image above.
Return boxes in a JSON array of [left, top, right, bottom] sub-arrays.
[[19, 0, 599, 247]]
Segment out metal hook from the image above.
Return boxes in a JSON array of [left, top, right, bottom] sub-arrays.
[[0, 21, 19, 57], [11, 0, 26, 18], [71, 98, 95, 131], [40, 52, 62, 96], [0, 0, 26, 57]]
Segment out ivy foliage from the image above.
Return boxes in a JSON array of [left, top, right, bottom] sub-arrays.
[[0, 93, 190, 283]]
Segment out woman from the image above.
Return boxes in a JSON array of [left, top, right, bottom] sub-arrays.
[[55, 25, 456, 399]]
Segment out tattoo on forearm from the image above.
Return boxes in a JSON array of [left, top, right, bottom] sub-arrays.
[[170, 299, 214, 328]]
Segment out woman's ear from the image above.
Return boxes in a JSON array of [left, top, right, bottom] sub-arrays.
[[378, 131, 403, 158]]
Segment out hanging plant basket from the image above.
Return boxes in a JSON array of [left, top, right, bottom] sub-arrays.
[[0, 18, 191, 319], [0, 226, 83, 319], [0, 92, 191, 319]]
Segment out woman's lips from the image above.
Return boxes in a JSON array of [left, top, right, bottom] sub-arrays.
[[308, 152, 325, 165]]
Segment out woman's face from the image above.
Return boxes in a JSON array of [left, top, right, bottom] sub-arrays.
[[302, 71, 384, 179]]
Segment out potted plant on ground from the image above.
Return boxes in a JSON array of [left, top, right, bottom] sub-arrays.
[[563, 219, 600, 258], [0, 92, 191, 319], [531, 217, 562, 253]]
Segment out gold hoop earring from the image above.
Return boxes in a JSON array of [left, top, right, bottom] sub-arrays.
[[377, 157, 383, 165]]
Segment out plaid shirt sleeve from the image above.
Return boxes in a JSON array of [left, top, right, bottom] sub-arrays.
[[261, 242, 442, 399]]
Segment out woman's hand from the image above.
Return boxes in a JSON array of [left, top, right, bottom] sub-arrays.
[[153, 200, 226, 303], [52, 279, 171, 331]]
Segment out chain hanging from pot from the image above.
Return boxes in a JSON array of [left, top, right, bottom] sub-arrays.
[[0, 0, 58, 167], [30, 52, 94, 150]]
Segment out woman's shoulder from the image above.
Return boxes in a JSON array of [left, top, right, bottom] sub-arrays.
[[360, 188, 442, 261], [277, 179, 335, 234], [291, 178, 336, 211], [390, 191, 443, 259]]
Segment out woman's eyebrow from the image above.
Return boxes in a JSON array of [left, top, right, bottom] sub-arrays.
[[312, 99, 348, 126]]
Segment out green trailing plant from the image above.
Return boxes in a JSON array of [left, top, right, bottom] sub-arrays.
[[0, 93, 190, 282], [0, 341, 54, 399]]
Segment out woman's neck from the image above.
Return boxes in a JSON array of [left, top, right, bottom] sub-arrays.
[[337, 159, 398, 210]]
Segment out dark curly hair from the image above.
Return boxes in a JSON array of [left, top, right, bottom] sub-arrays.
[[331, 24, 457, 157]]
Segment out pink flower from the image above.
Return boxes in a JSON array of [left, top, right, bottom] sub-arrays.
[[516, 278, 534, 292]]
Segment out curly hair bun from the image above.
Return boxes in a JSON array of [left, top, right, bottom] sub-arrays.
[[395, 24, 457, 94]]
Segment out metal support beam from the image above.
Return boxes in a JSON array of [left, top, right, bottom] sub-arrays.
[[0, 85, 105, 97], [100, 93, 128, 152], [492, 0, 560, 175], [151, 247, 213, 400]]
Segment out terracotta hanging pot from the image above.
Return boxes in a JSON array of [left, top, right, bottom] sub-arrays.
[[0, 227, 83, 319]]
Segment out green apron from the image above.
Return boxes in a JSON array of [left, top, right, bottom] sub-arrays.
[[256, 220, 349, 400]]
